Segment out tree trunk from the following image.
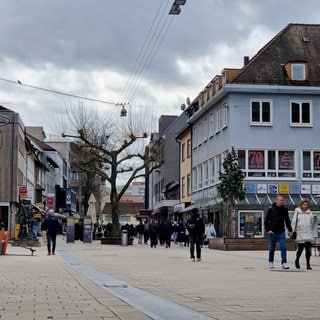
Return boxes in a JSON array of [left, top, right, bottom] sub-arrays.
[[110, 190, 121, 238], [224, 203, 236, 239]]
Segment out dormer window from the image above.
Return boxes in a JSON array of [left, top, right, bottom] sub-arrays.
[[291, 63, 306, 80]]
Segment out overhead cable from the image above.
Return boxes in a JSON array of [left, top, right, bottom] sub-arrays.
[[0, 77, 117, 105], [119, 0, 176, 104]]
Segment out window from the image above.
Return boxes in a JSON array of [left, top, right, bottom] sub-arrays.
[[302, 150, 320, 178], [238, 150, 245, 169], [221, 103, 228, 129], [290, 101, 312, 126], [187, 139, 191, 157], [181, 176, 185, 197], [181, 143, 185, 161], [239, 211, 264, 238], [209, 113, 214, 137], [238, 149, 296, 178], [214, 109, 220, 134], [192, 125, 198, 148], [119, 216, 131, 223], [204, 161, 209, 186], [198, 164, 203, 188], [198, 122, 202, 145], [192, 167, 197, 191], [291, 63, 306, 80], [209, 157, 215, 183], [203, 117, 208, 142], [187, 174, 191, 195], [251, 100, 272, 124]]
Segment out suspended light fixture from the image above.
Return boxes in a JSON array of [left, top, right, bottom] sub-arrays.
[[116, 103, 128, 117], [169, 0, 186, 15], [120, 105, 127, 117]]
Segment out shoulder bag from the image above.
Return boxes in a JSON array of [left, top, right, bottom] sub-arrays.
[[291, 212, 299, 240]]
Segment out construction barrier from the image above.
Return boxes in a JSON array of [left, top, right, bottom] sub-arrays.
[[0, 230, 10, 255]]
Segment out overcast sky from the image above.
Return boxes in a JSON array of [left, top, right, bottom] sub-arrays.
[[0, 0, 319, 134]]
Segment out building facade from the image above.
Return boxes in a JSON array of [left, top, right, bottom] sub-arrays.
[[185, 23, 320, 237], [146, 114, 188, 222]]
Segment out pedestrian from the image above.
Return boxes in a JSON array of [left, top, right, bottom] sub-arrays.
[[136, 220, 145, 244], [42, 209, 60, 256], [143, 219, 150, 244], [186, 208, 205, 262], [163, 219, 172, 248], [158, 221, 165, 246], [149, 220, 159, 248], [265, 196, 293, 269], [172, 221, 179, 244], [292, 200, 315, 270], [184, 226, 190, 247], [312, 215, 320, 256], [204, 222, 216, 247], [176, 219, 186, 247]]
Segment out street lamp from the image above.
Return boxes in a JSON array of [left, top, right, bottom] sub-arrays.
[[169, 0, 187, 15], [174, 0, 186, 4]]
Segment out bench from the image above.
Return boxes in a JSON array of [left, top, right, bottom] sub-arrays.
[[312, 243, 320, 256]]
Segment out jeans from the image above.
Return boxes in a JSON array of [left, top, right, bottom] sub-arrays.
[[189, 236, 202, 259], [268, 231, 287, 264], [47, 231, 57, 254]]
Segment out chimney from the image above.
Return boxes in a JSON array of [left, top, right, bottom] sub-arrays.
[[243, 56, 249, 66]]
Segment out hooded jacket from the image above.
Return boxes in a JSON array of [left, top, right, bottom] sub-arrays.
[[265, 202, 292, 234]]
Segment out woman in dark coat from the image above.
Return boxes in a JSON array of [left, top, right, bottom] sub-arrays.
[[149, 220, 159, 248]]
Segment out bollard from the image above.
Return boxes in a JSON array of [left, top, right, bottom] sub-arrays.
[[121, 230, 128, 246]]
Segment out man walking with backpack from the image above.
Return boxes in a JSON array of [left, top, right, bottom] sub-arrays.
[[186, 208, 205, 262]]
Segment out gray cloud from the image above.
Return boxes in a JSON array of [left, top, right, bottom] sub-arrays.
[[0, 0, 319, 132]]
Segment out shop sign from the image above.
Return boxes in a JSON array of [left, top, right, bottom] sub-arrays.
[[19, 185, 28, 198]]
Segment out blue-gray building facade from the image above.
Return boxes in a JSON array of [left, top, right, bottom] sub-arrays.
[[186, 24, 320, 238]]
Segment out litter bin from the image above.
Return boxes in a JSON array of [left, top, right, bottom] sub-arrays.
[[121, 230, 128, 246]]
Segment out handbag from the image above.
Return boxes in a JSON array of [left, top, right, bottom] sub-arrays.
[[291, 212, 299, 239]]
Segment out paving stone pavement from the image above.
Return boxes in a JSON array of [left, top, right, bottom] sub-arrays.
[[1, 236, 320, 320]]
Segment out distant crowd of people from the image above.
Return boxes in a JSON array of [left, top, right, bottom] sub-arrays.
[[93, 212, 216, 258], [42, 195, 320, 269]]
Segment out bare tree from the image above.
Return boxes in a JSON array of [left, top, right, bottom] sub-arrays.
[[61, 105, 159, 238]]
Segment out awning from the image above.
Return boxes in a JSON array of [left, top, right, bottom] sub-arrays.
[[180, 203, 198, 212], [31, 204, 46, 216]]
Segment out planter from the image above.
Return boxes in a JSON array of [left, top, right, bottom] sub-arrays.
[[101, 237, 121, 245], [11, 238, 41, 247], [209, 237, 296, 251], [100, 237, 134, 245]]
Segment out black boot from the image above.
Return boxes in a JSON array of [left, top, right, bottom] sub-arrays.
[[295, 260, 300, 269], [307, 263, 312, 270]]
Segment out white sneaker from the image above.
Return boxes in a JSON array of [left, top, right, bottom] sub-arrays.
[[268, 262, 274, 269], [282, 263, 289, 269]]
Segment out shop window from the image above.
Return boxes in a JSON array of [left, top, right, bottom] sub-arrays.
[[239, 211, 263, 238], [237, 149, 296, 178], [302, 150, 320, 179]]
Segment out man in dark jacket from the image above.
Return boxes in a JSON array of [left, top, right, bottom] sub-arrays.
[[42, 209, 60, 256], [265, 196, 293, 269], [186, 208, 205, 262]]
